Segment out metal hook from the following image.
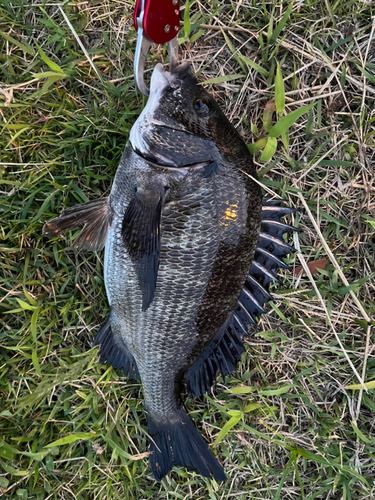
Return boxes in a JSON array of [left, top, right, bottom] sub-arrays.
[[134, 32, 179, 96], [134, 13, 153, 96], [134, 1, 179, 96]]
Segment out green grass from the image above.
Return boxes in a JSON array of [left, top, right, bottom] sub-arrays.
[[1, 0, 375, 498]]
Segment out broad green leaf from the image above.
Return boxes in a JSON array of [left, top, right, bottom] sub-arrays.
[[269, 103, 315, 138], [0, 477, 9, 489], [362, 215, 375, 229], [32, 193, 55, 222], [248, 138, 267, 154], [274, 456, 293, 500], [227, 410, 241, 418], [221, 30, 247, 74], [337, 273, 375, 294], [226, 386, 255, 394], [32, 350, 42, 377], [243, 403, 263, 413], [190, 29, 205, 43], [257, 330, 291, 342], [281, 129, 289, 149], [351, 423, 372, 444], [200, 74, 245, 85], [213, 414, 241, 445], [33, 71, 66, 80], [45, 455, 54, 472], [5, 127, 30, 150], [260, 136, 277, 162], [345, 380, 375, 390], [237, 53, 269, 77], [16, 489, 27, 500], [2, 123, 30, 130], [16, 298, 36, 311], [260, 384, 294, 396], [0, 30, 34, 55], [0, 444, 15, 461], [0, 462, 29, 476], [1, 441, 50, 461], [32, 75, 63, 98], [295, 447, 369, 485], [36, 44, 63, 73], [269, 1, 294, 45], [275, 63, 285, 114], [184, 0, 190, 39], [105, 436, 132, 459], [30, 308, 39, 343], [45, 432, 97, 447], [22, 287, 37, 306]]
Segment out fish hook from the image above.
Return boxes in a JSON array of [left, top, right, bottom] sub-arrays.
[[133, 0, 180, 96]]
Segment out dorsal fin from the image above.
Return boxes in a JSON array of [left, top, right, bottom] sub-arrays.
[[186, 198, 298, 399]]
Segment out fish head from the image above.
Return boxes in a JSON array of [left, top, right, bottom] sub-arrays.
[[130, 63, 248, 168]]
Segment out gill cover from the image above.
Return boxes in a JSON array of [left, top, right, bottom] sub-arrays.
[[129, 63, 218, 168]]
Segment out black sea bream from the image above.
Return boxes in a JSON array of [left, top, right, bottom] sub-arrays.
[[44, 63, 297, 481]]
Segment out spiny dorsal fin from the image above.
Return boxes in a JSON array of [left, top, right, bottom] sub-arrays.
[[43, 197, 111, 252], [186, 199, 299, 399]]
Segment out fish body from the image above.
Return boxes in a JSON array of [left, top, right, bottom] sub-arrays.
[[43, 63, 296, 481]]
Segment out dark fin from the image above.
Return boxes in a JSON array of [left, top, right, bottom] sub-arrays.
[[122, 194, 164, 311], [261, 220, 300, 238], [148, 408, 225, 482], [258, 232, 295, 258], [93, 316, 139, 379], [186, 320, 246, 398], [43, 198, 111, 252], [261, 205, 296, 221], [186, 200, 299, 399], [202, 161, 221, 178]]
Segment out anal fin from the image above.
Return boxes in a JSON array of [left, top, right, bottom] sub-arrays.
[[93, 316, 139, 379]]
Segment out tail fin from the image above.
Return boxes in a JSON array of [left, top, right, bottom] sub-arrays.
[[148, 408, 225, 482]]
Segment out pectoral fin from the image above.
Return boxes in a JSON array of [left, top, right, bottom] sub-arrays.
[[43, 197, 111, 251], [122, 188, 165, 311]]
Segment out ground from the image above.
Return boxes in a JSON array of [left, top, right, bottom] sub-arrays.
[[0, 1, 375, 499]]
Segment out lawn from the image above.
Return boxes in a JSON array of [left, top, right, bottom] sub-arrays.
[[1, 1, 375, 499]]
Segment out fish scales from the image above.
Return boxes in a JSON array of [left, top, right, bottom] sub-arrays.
[[43, 62, 297, 481], [107, 148, 256, 419]]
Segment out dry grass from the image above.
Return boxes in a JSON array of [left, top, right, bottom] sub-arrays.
[[0, 1, 375, 499]]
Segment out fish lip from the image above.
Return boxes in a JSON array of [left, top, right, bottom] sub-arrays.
[[150, 63, 180, 92], [150, 62, 193, 91], [132, 144, 211, 171]]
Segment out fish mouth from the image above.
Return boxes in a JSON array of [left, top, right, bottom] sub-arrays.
[[150, 62, 193, 92], [132, 144, 210, 171]]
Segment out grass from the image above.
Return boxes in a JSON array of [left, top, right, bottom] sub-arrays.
[[1, 0, 375, 498]]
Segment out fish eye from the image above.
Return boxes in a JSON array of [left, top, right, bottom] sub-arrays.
[[194, 98, 210, 116]]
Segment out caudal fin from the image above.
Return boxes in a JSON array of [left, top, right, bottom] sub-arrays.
[[148, 408, 225, 482]]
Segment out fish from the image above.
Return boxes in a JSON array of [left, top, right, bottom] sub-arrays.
[[43, 62, 297, 482]]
